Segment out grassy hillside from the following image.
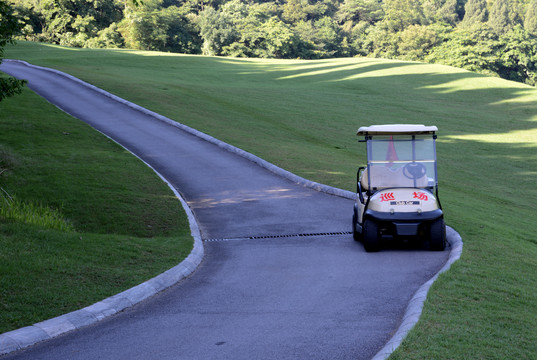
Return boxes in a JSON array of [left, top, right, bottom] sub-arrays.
[[0, 68, 193, 333], [3, 41, 537, 358]]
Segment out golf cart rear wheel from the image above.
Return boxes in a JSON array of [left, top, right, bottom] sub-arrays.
[[363, 219, 380, 252], [352, 211, 361, 242], [430, 218, 446, 251]]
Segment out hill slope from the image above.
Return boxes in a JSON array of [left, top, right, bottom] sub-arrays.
[[4, 41, 537, 359]]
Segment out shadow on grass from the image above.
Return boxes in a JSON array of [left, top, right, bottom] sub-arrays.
[[5, 42, 537, 234], [206, 55, 537, 134], [9, 42, 535, 136]]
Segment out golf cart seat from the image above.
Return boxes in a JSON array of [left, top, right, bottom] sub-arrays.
[[361, 166, 428, 191]]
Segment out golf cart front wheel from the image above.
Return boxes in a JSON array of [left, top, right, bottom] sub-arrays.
[[363, 219, 380, 252], [429, 218, 446, 251]]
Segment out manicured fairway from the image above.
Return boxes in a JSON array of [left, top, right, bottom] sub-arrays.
[[3, 41, 537, 359]]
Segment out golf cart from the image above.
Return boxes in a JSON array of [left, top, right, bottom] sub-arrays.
[[352, 124, 446, 252]]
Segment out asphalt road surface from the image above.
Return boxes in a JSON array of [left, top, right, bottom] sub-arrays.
[[1, 60, 450, 360]]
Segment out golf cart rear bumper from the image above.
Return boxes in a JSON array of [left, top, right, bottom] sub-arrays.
[[364, 209, 443, 236]]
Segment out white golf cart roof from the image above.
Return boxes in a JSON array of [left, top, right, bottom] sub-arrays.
[[357, 124, 438, 135]]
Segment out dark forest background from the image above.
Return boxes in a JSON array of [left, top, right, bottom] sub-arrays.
[[8, 0, 537, 85]]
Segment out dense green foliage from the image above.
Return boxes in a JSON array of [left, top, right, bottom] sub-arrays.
[[6, 0, 537, 85], [0, 0, 26, 101]]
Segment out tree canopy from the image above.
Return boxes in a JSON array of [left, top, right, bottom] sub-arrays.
[[5, 0, 537, 85], [1, 0, 26, 102]]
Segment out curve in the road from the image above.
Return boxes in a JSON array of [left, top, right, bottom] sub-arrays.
[[0, 142, 205, 356], [0, 63, 462, 358]]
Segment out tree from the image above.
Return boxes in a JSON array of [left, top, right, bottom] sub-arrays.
[[382, 0, 425, 32], [426, 24, 537, 85], [30, 0, 123, 46], [240, 17, 300, 58], [426, 25, 500, 75], [335, 0, 383, 26], [398, 24, 440, 60], [119, 0, 201, 53], [1, 0, 536, 88], [197, 1, 242, 56], [488, 0, 513, 34], [422, 0, 459, 26], [316, 17, 343, 55], [459, 0, 488, 28], [496, 25, 537, 85], [85, 22, 125, 48], [362, 23, 401, 58], [7, 0, 44, 41], [1, 0, 26, 102], [281, 0, 327, 24], [292, 17, 343, 58], [524, 0, 537, 35]]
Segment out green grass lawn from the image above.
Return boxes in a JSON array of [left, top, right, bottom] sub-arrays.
[[0, 78, 193, 333], [3, 41, 537, 359]]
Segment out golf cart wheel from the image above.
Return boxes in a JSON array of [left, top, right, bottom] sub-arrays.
[[363, 219, 380, 252], [352, 211, 362, 242], [429, 218, 446, 251]]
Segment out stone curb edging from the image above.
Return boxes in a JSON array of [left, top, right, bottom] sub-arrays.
[[1, 60, 463, 359], [0, 182, 203, 356], [0, 62, 205, 355], [371, 226, 463, 360], [3, 60, 356, 201], [0, 166, 204, 356]]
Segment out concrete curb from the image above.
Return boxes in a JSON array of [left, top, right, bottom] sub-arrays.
[[3, 60, 356, 201], [371, 226, 463, 360], [0, 166, 204, 356], [0, 62, 205, 355], [1, 60, 463, 359]]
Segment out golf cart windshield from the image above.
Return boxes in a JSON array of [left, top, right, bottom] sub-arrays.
[[364, 134, 438, 191]]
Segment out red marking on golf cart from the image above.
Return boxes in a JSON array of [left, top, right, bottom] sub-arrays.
[[413, 191, 428, 201], [380, 193, 395, 202]]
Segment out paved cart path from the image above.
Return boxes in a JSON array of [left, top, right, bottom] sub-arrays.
[[0, 61, 452, 360]]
